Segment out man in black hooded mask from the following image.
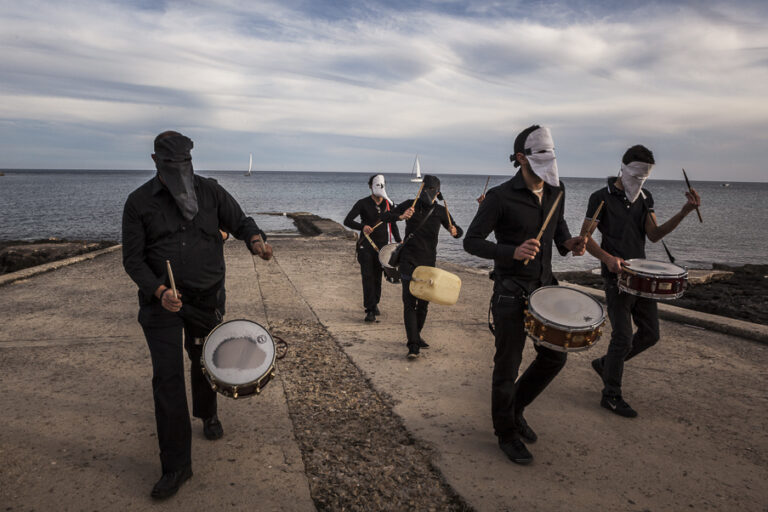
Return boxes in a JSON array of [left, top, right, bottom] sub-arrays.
[[384, 174, 463, 358], [122, 131, 272, 500]]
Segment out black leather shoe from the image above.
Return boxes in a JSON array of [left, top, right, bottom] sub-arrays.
[[591, 358, 604, 380], [407, 344, 420, 359], [151, 465, 192, 500], [499, 438, 533, 465], [516, 415, 537, 444], [601, 395, 638, 418], [203, 415, 224, 440], [374, 306, 381, 316], [418, 338, 430, 349], [364, 311, 376, 322]]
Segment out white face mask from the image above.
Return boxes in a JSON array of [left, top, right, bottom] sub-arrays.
[[524, 127, 559, 187], [619, 161, 654, 203], [371, 174, 391, 204]]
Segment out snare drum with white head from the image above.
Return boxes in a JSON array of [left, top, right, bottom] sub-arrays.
[[201, 319, 276, 399], [378, 242, 402, 282], [524, 286, 606, 352], [618, 258, 688, 299]]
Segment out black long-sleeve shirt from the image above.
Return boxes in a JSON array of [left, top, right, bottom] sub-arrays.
[[122, 175, 265, 304], [343, 196, 401, 251], [463, 170, 571, 291], [383, 199, 463, 268]]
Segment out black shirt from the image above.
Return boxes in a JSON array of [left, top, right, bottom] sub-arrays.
[[384, 199, 463, 268], [586, 176, 654, 277], [343, 196, 401, 251], [122, 175, 264, 304], [463, 170, 571, 291]]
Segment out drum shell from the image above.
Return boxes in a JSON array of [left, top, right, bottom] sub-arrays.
[[378, 243, 400, 269], [524, 286, 606, 352], [409, 266, 461, 305], [618, 259, 688, 300]]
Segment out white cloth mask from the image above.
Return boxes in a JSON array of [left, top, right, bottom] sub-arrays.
[[524, 127, 559, 187], [619, 161, 654, 203], [371, 174, 392, 205]]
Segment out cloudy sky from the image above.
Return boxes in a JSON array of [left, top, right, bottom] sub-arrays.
[[1, 0, 767, 181]]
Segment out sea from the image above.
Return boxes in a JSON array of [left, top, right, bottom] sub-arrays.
[[1, 169, 766, 273]]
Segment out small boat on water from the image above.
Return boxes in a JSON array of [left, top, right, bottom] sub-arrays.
[[410, 155, 422, 183], [244, 153, 252, 176], [721, 183, 730, 187]]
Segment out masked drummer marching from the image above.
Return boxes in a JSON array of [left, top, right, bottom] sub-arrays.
[[122, 131, 273, 500], [463, 125, 586, 465], [583, 145, 701, 418], [343, 174, 402, 322], [383, 175, 463, 359]]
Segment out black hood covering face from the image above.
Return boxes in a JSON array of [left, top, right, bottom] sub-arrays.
[[419, 174, 441, 206], [155, 134, 198, 221]]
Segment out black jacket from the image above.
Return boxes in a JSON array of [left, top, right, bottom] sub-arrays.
[[343, 196, 401, 251]]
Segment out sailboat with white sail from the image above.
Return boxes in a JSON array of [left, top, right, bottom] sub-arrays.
[[244, 153, 253, 176], [410, 155, 422, 183]]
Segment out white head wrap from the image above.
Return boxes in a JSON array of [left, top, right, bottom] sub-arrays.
[[371, 174, 392, 204], [524, 127, 559, 187], [619, 161, 654, 203]]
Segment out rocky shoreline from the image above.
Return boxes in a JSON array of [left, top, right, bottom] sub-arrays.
[[0, 238, 117, 275]]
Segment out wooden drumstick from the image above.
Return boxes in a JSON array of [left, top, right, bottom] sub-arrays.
[[442, 197, 454, 230], [523, 190, 563, 266], [411, 182, 425, 209], [482, 176, 491, 196], [370, 221, 383, 231], [620, 262, 637, 275], [364, 233, 379, 251], [165, 260, 178, 299], [581, 200, 604, 238], [682, 168, 702, 223]]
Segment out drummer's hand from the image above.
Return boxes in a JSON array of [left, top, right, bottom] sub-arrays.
[[476, 194, 485, 204], [606, 256, 625, 274], [513, 239, 540, 260], [682, 188, 701, 214], [400, 207, 415, 220], [363, 225, 373, 235], [251, 237, 274, 260], [564, 236, 586, 256], [450, 225, 458, 237], [160, 288, 182, 312]]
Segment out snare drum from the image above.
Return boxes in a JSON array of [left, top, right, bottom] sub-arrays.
[[618, 258, 688, 299], [524, 286, 606, 352], [378, 242, 401, 283], [201, 319, 276, 399]]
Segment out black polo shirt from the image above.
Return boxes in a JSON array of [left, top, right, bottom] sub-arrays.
[[463, 170, 571, 292], [384, 199, 462, 268], [122, 174, 264, 304], [586, 176, 654, 277], [343, 196, 401, 251]]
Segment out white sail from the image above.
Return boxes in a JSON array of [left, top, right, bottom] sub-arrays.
[[244, 153, 253, 176], [410, 155, 422, 182]]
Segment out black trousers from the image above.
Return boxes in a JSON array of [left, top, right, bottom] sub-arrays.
[[138, 300, 220, 473], [357, 246, 383, 313], [400, 262, 429, 346], [596, 278, 660, 398], [491, 284, 567, 441]]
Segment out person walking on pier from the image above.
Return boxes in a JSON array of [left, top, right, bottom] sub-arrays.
[[122, 130, 272, 500]]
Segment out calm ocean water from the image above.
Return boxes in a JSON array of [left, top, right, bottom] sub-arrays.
[[1, 169, 766, 272]]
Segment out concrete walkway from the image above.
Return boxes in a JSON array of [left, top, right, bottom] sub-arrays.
[[274, 237, 768, 512]]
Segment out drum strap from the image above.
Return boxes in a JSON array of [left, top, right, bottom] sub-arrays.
[[488, 298, 495, 335]]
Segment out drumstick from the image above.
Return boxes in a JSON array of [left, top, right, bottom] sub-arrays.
[[411, 182, 425, 209], [523, 190, 563, 266], [581, 200, 604, 238], [620, 262, 637, 275], [442, 197, 454, 230], [370, 221, 383, 231], [482, 176, 491, 196], [682, 168, 702, 223], [364, 233, 379, 251], [165, 260, 178, 299]]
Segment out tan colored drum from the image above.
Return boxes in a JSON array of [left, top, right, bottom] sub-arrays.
[[524, 286, 606, 352]]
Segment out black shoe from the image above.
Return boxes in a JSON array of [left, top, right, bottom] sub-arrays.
[[600, 395, 638, 418], [516, 415, 537, 444], [374, 306, 381, 316], [418, 338, 430, 349], [591, 358, 604, 380], [151, 465, 192, 500], [203, 415, 224, 440], [498, 438, 533, 465], [407, 344, 420, 359], [364, 311, 376, 322]]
